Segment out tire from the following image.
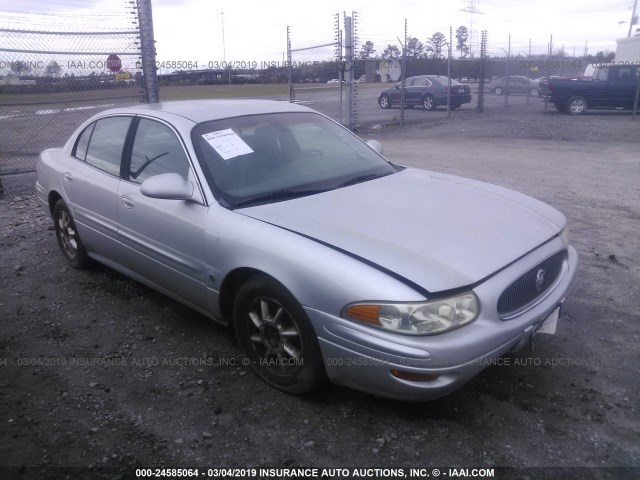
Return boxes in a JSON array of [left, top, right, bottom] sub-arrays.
[[233, 275, 326, 394], [422, 94, 435, 111], [567, 96, 587, 115], [53, 199, 92, 269], [379, 94, 391, 109], [494, 87, 503, 95], [529, 87, 539, 96]]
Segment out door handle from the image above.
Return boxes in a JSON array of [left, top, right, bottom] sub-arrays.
[[120, 195, 135, 209], [63, 172, 73, 183]]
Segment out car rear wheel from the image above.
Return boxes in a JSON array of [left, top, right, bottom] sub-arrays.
[[494, 87, 503, 95], [379, 94, 391, 109], [422, 94, 435, 111], [233, 275, 325, 394], [53, 199, 92, 269], [567, 96, 587, 115], [529, 87, 539, 96]]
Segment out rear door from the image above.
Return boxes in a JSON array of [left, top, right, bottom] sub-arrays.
[[62, 115, 132, 261], [117, 117, 211, 310]]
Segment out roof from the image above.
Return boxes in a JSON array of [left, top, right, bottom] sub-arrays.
[[100, 99, 313, 124]]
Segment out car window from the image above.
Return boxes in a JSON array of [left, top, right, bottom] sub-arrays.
[[594, 68, 609, 81], [128, 118, 191, 184], [614, 67, 633, 81], [413, 78, 430, 87], [73, 123, 95, 161], [85, 117, 132, 176]]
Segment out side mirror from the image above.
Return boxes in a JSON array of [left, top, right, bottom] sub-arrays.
[[367, 140, 383, 155], [141, 173, 194, 200]]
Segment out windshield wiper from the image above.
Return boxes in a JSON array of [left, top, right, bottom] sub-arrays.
[[231, 188, 327, 209], [336, 172, 388, 189]]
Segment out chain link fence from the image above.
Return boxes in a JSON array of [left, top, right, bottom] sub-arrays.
[[349, 30, 598, 129], [0, 1, 156, 197]]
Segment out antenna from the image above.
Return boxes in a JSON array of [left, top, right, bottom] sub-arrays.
[[460, 0, 484, 58]]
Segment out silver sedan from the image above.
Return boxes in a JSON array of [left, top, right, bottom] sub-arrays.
[[36, 99, 578, 401]]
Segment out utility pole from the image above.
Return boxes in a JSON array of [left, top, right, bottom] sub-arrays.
[[221, 12, 226, 62], [137, 0, 158, 103], [459, 0, 484, 58], [629, 0, 638, 38], [221, 12, 231, 85]]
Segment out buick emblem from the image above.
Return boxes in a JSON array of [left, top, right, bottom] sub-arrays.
[[535, 268, 546, 291]]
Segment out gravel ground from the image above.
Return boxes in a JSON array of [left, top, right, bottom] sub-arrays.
[[0, 103, 639, 480]]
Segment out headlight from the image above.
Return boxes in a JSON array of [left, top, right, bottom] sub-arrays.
[[342, 292, 479, 335]]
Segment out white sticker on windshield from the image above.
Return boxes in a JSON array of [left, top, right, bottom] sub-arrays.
[[202, 129, 254, 160]]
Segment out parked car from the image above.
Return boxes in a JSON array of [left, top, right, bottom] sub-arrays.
[[36, 99, 578, 401], [489, 76, 539, 96], [326, 79, 343, 84], [378, 75, 472, 110], [538, 64, 640, 114], [356, 75, 367, 83]]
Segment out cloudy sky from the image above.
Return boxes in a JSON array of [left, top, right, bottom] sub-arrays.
[[2, 0, 637, 70]]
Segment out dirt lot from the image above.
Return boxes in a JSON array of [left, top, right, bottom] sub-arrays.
[[1, 103, 639, 479]]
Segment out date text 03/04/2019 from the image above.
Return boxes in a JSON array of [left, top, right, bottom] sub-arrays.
[[154, 60, 335, 70], [135, 467, 496, 478]]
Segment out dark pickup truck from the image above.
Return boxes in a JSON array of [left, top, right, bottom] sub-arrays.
[[538, 64, 640, 114]]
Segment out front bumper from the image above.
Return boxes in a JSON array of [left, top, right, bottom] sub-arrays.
[[306, 241, 578, 402]]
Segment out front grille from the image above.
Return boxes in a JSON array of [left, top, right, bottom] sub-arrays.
[[497, 249, 567, 317]]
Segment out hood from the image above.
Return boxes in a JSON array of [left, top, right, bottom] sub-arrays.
[[239, 168, 565, 293]]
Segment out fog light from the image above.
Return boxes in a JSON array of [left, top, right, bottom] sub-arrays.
[[390, 369, 440, 382]]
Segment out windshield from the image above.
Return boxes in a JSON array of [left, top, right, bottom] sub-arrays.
[[191, 112, 400, 208]]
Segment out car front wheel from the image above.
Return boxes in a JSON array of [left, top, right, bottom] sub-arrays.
[[233, 275, 325, 394], [567, 96, 587, 115], [53, 199, 92, 269], [529, 87, 539, 96], [494, 87, 503, 95], [422, 94, 435, 111], [379, 94, 391, 109]]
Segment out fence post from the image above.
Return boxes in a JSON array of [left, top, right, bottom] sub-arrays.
[[400, 19, 407, 127], [287, 26, 293, 102], [137, 0, 159, 103], [447, 26, 452, 117], [344, 14, 354, 130], [477, 30, 487, 113]]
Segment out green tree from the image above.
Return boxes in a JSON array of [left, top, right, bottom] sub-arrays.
[[381, 44, 401, 59], [456, 26, 469, 58], [426, 32, 448, 59], [406, 37, 425, 59], [45, 60, 62, 76], [10, 60, 31, 76], [359, 41, 377, 59]]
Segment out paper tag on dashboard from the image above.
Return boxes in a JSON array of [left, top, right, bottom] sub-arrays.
[[202, 129, 253, 160]]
